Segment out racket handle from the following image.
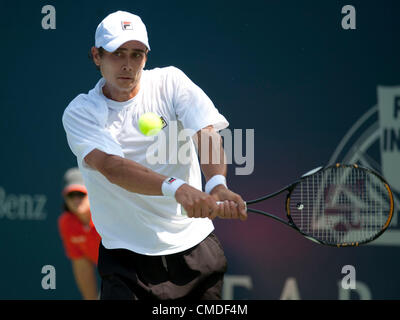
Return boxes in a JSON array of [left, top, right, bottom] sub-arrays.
[[216, 201, 248, 210]]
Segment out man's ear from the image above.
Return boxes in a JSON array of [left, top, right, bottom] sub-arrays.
[[143, 52, 148, 68], [91, 46, 101, 67]]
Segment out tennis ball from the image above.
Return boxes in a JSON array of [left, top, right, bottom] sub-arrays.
[[138, 112, 163, 136]]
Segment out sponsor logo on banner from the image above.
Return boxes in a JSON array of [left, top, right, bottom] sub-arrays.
[[378, 86, 400, 190], [329, 86, 400, 246], [0, 186, 47, 220]]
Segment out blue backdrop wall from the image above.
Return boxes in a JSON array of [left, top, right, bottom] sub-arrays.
[[0, 0, 399, 299]]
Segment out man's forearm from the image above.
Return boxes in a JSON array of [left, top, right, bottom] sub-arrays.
[[85, 149, 166, 195], [195, 126, 227, 182], [201, 162, 227, 182], [104, 155, 167, 195]]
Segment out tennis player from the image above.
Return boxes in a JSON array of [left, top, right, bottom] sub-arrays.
[[62, 10, 247, 300], [58, 168, 101, 300]]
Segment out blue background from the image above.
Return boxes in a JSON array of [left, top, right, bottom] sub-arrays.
[[0, 0, 399, 299]]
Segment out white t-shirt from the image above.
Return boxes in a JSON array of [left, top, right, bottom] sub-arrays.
[[62, 66, 229, 255]]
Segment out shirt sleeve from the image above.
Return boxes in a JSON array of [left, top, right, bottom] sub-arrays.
[[170, 67, 229, 133], [62, 97, 124, 169]]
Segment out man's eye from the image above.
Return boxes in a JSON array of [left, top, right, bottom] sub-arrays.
[[114, 52, 122, 57]]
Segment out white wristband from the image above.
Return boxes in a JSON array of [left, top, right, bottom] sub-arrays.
[[205, 175, 227, 194], [162, 177, 186, 198]]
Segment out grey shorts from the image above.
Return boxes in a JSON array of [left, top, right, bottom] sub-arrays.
[[97, 232, 228, 300]]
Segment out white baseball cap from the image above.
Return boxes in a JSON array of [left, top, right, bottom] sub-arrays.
[[95, 11, 150, 52], [62, 167, 87, 196]]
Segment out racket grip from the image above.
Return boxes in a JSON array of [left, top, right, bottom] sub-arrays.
[[216, 201, 247, 210]]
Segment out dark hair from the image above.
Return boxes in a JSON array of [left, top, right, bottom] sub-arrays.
[[63, 201, 72, 213], [88, 47, 105, 71]]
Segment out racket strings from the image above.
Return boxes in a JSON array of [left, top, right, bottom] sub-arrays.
[[288, 166, 392, 245]]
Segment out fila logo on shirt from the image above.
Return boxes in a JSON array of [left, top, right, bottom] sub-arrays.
[[160, 116, 168, 129], [121, 21, 133, 30]]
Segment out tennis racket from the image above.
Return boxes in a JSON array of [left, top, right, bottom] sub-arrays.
[[220, 163, 394, 247]]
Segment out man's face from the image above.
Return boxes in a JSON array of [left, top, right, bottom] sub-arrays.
[[91, 40, 148, 100]]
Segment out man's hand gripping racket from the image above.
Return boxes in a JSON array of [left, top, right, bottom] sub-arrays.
[[218, 163, 394, 247]]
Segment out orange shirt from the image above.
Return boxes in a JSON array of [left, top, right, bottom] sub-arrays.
[[58, 211, 101, 265]]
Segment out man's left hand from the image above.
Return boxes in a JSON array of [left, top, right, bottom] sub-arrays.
[[209, 185, 247, 221]]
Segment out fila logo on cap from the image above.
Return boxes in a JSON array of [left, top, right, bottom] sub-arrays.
[[121, 21, 133, 30]]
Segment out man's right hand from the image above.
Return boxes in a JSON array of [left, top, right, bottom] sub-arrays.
[[175, 184, 219, 218]]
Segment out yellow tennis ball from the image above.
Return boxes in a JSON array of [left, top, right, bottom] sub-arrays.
[[138, 112, 163, 136]]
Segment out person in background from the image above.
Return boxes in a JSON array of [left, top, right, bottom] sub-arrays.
[[58, 167, 101, 300]]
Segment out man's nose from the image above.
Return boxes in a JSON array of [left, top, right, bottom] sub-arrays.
[[122, 57, 133, 71]]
